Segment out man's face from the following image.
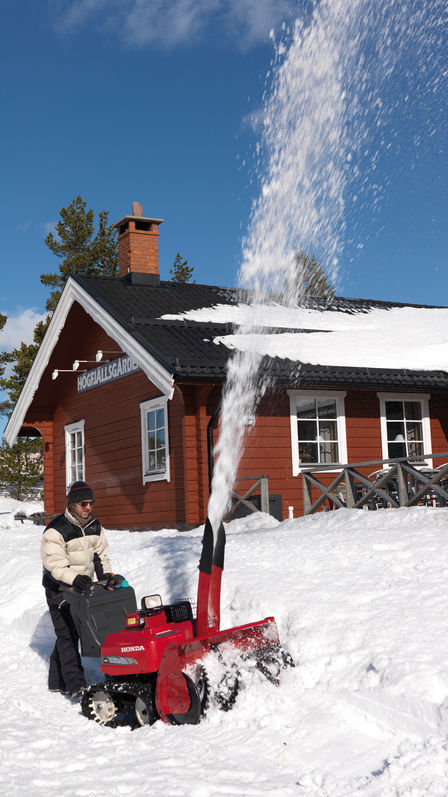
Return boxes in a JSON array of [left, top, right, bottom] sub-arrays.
[[73, 500, 94, 519]]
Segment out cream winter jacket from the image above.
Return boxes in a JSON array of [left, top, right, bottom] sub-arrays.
[[41, 509, 112, 590]]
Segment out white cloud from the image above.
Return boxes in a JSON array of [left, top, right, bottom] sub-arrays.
[[0, 310, 47, 351], [50, 0, 296, 49]]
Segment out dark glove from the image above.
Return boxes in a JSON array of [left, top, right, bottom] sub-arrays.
[[103, 573, 125, 590], [73, 574, 93, 592]]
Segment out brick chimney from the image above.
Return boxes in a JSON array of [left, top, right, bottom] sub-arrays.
[[114, 202, 164, 285]]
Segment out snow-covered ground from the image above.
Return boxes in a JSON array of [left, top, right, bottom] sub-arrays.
[[1, 497, 448, 796]]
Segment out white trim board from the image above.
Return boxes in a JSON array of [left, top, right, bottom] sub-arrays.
[[4, 278, 174, 445]]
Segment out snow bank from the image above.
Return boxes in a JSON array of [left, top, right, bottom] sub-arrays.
[[1, 501, 448, 795]]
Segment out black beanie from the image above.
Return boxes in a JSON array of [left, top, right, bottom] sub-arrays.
[[67, 481, 94, 505]]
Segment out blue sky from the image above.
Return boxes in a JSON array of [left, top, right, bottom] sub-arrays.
[[1, 0, 447, 356]]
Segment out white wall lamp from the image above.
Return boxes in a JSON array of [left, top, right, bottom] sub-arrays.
[[72, 359, 100, 371], [52, 368, 87, 381], [95, 350, 125, 362]]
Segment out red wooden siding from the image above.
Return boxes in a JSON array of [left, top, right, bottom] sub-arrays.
[[233, 388, 448, 519]]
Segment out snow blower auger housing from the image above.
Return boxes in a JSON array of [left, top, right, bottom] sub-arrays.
[[72, 519, 293, 728]]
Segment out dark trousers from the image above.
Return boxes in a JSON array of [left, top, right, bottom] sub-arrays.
[[45, 588, 86, 693]]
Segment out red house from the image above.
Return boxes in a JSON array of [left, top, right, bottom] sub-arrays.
[[5, 204, 448, 528]]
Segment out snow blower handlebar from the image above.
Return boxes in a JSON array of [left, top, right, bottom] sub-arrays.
[[102, 573, 129, 590], [196, 518, 226, 636]]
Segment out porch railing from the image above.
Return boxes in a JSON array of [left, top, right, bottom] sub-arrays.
[[224, 475, 270, 520], [301, 453, 448, 515]]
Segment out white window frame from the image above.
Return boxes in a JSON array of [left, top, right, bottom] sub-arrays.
[[140, 396, 170, 484], [64, 419, 85, 491], [288, 390, 347, 476], [377, 392, 432, 467]]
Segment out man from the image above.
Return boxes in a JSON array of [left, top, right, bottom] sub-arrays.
[[41, 480, 117, 698]]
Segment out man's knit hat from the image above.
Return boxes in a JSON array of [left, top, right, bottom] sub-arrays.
[[67, 481, 94, 505]]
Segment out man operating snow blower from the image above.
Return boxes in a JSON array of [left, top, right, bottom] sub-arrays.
[[41, 481, 125, 699]]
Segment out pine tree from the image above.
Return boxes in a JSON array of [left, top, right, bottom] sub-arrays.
[[0, 314, 10, 376], [0, 436, 42, 500], [169, 252, 195, 283], [0, 314, 13, 417], [41, 195, 118, 312], [1, 197, 118, 416], [1, 198, 117, 493], [0, 318, 46, 492], [0, 319, 49, 417], [288, 250, 335, 302]]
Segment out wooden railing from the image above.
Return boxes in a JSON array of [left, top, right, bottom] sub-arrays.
[[301, 453, 448, 515], [224, 475, 269, 520]]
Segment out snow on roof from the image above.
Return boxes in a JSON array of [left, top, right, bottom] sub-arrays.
[[161, 303, 448, 372]]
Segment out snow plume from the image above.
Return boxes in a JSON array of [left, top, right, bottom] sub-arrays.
[[240, 0, 448, 298], [207, 347, 265, 531], [207, 0, 448, 528]]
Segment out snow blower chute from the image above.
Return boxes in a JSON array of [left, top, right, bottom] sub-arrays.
[[66, 518, 292, 728]]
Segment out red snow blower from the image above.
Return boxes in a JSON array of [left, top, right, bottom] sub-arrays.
[[64, 518, 292, 727]]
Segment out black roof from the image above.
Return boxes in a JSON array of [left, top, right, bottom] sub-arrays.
[[73, 274, 448, 390]]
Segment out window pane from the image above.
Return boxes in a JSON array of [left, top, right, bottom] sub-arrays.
[[406, 421, 422, 441], [147, 430, 155, 452], [317, 398, 337, 419], [385, 401, 403, 420], [296, 398, 316, 418], [388, 442, 406, 458], [408, 441, 424, 457], [299, 442, 318, 463], [320, 442, 339, 463], [405, 401, 422, 421], [298, 420, 317, 441], [387, 421, 405, 442], [145, 405, 167, 473], [319, 420, 338, 440]]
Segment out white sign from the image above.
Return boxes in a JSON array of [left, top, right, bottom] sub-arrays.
[[77, 356, 140, 392]]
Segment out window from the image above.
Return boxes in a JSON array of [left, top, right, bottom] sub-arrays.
[[140, 397, 170, 483], [288, 391, 347, 476], [65, 420, 85, 490], [377, 393, 432, 464]]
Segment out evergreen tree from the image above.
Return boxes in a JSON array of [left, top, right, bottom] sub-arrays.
[[0, 319, 49, 417], [1, 197, 118, 415], [41, 195, 118, 312], [0, 314, 13, 417], [169, 252, 195, 283], [1, 198, 118, 492], [0, 314, 10, 378], [0, 436, 42, 500], [286, 250, 335, 302]]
